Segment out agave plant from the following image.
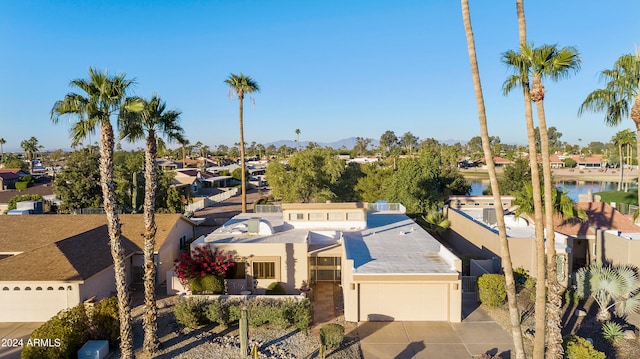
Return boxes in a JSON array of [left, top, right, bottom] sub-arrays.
[[421, 211, 451, 235], [601, 321, 625, 342], [575, 263, 640, 321]]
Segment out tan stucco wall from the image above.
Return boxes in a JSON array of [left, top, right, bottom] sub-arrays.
[[598, 231, 640, 266], [445, 207, 537, 275], [158, 218, 195, 284], [80, 265, 117, 302], [201, 242, 309, 294]]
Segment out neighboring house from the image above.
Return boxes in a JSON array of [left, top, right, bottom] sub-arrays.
[[445, 197, 640, 285], [0, 214, 195, 322], [0, 176, 55, 214], [548, 154, 605, 169], [185, 202, 462, 322], [0, 168, 27, 190], [156, 158, 179, 171]]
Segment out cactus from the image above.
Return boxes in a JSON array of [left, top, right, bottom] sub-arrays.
[[240, 306, 248, 357]]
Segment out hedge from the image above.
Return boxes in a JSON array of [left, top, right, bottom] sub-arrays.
[[477, 273, 506, 307]]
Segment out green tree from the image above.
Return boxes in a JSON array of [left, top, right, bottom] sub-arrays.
[[53, 149, 102, 212], [379, 130, 398, 157], [119, 94, 183, 355], [1, 153, 29, 172], [385, 156, 469, 214], [400, 132, 419, 156], [354, 163, 393, 203], [295, 129, 301, 150], [51, 67, 143, 359], [534, 126, 563, 153], [224, 73, 260, 213], [266, 148, 344, 203], [579, 52, 640, 208], [332, 162, 365, 202]]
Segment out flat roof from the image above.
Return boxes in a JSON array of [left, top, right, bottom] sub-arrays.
[[344, 212, 457, 274], [459, 208, 536, 238]]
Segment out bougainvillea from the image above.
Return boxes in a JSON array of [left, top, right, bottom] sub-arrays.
[[174, 246, 235, 286]]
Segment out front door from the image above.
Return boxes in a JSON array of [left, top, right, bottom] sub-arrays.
[[309, 256, 341, 283]]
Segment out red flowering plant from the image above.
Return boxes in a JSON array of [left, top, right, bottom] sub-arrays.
[[173, 246, 235, 286]]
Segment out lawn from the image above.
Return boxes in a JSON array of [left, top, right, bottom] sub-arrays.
[[594, 188, 638, 206]]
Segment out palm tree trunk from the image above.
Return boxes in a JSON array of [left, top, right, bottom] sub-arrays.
[[461, 2, 526, 358], [632, 93, 640, 207], [533, 87, 563, 359], [619, 143, 624, 191], [514, 2, 546, 357], [143, 131, 160, 354], [99, 121, 133, 359], [239, 92, 247, 213]]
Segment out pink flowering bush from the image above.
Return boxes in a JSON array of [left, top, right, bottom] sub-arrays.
[[174, 246, 235, 286]]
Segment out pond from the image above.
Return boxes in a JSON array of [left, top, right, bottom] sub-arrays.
[[468, 179, 635, 202]]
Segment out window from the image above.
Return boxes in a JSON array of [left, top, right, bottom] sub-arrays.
[[253, 262, 276, 279], [2, 287, 8, 291], [346, 212, 363, 220], [308, 212, 325, 221], [179, 235, 188, 251], [328, 212, 343, 221], [36, 287, 42, 291], [289, 213, 304, 221]]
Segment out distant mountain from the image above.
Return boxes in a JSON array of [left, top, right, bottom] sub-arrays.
[[265, 137, 380, 150], [266, 137, 468, 149]]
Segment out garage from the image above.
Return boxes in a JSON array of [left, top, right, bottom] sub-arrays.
[[358, 282, 449, 321], [0, 284, 76, 322]]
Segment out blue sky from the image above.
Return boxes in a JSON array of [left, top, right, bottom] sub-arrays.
[[1, 1, 638, 152]]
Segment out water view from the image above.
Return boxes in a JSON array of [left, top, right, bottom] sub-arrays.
[[468, 179, 636, 202]]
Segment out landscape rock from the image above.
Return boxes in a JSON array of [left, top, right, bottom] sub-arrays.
[[574, 309, 587, 317], [623, 330, 636, 340]]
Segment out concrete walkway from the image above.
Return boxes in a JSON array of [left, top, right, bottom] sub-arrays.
[[0, 322, 43, 359]]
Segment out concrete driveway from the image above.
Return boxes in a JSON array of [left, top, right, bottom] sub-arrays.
[[358, 305, 514, 359], [0, 322, 43, 359]]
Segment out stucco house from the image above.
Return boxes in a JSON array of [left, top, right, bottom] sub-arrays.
[[184, 202, 462, 322], [0, 214, 195, 322], [445, 196, 640, 284]]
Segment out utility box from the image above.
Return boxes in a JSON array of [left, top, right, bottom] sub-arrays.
[[77, 340, 109, 359]]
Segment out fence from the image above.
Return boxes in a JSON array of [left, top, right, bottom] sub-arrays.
[[255, 205, 282, 213], [614, 202, 639, 216], [367, 202, 406, 213], [184, 188, 239, 212]]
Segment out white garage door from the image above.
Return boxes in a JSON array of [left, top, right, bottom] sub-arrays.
[[359, 283, 449, 321], [0, 285, 71, 322]]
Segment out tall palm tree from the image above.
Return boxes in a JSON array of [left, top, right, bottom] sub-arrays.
[[504, 6, 547, 354], [295, 128, 301, 150], [224, 73, 260, 213], [0, 138, 6, 164], [120, 94, 183, 355], [505, 43, 581, 358], [176, 135, 189, 169], [613, 129, 636, 191], [20, 136, 42, 173], [51, 67, 142, 359], [461, 1, 525, 357], [579, 53, 640, 206]]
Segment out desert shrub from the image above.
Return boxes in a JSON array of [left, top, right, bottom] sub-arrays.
[[91, 297, 120, 346], [523, 276, 536, 289], [563, 158, 578, 168], [205, 300, 231, 327], [22, 304, 89, 359], [477, 274, 506, 307], [292, 298, 312, 331], [174, 298, 207, 328], [247, 299, 279, 327], [563, 335, 605, 359], [15, 181, 28, 190], [601, 321, 625, 343], [190, 274, 225, 294], [320, 323, 344, 351], [265, 282, 286, 295]]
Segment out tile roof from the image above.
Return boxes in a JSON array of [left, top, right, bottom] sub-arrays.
[[0, 214, 188, 281], [553, 202, 640, 237], [0, 178, 55, 204]]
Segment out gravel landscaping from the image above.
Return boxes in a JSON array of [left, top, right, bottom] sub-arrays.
[[112, 296, 362, 359]]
